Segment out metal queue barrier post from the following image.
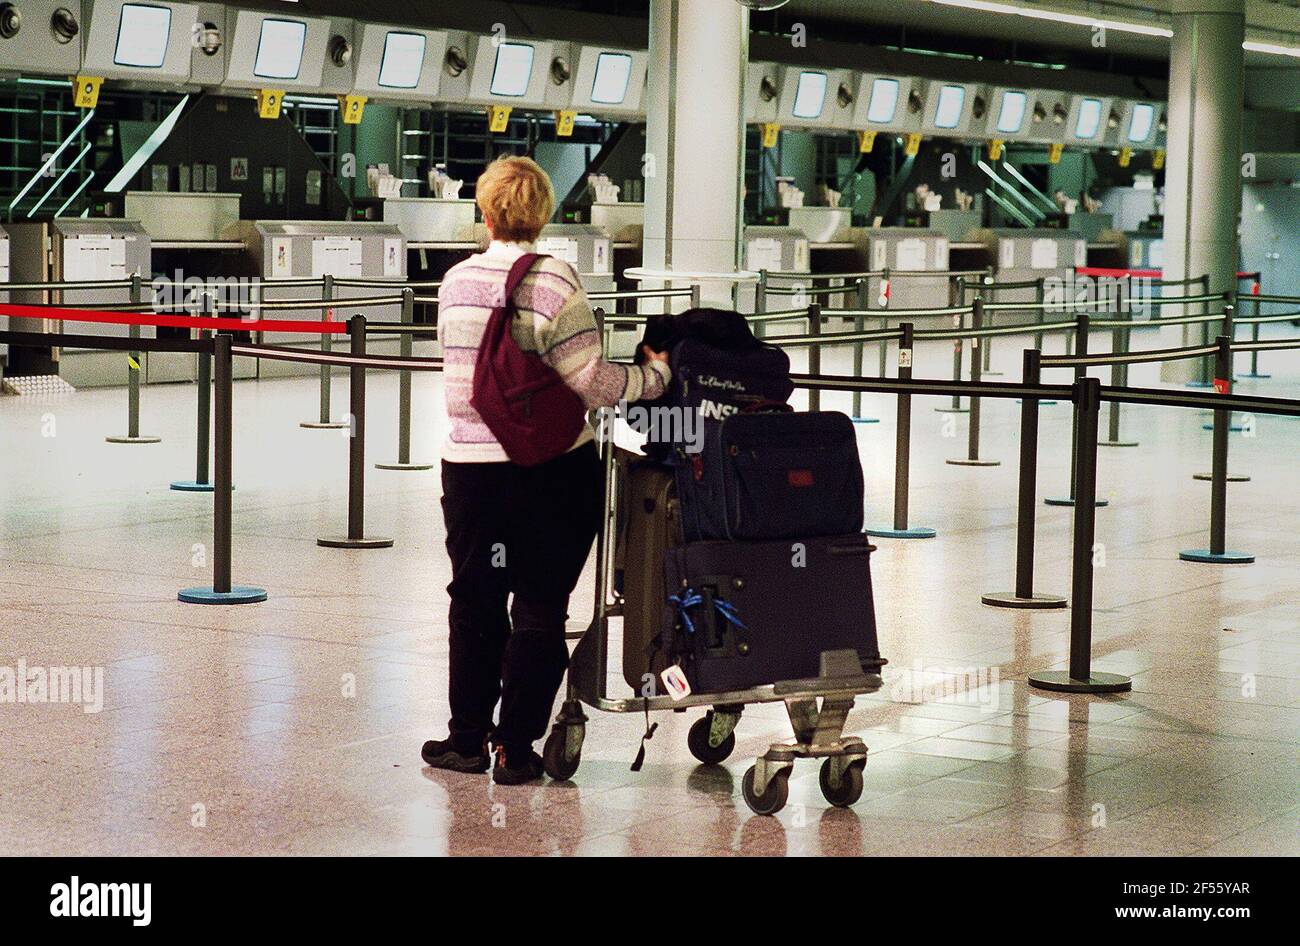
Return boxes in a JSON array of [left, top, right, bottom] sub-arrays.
[[1027, 376, 1131, 693], [106, 273, 161, 445], [866, 322, 936, 540], [936, 275, 968, 414], [376, 287, 433, 471], [1028, 276, 1058, 405], [806, 302, 821, 412], [754, 270, 767, 339], [302, 273, 349, 429], [850, 278, 866, 419], [1194, 297, 1249, 480], [979, 271, 1002, 377], [1180, 336, 1255, 564], [1187, 273, 1215, 387], [947, 297, 1000, 467], [1045, 311, 1109, 507], [982, 348, 1066, 609], [170, 291, 220, 491], [319, 314, 393, 549], [1201, 295, 1245, 432], [1099, 276, 1139, 448], [1240, 283, 1269, 379], [178, 331, 267, 605]]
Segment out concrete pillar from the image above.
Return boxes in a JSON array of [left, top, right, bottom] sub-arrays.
[[1160, 0, 1245, 381], [643, 0, 748, 307]]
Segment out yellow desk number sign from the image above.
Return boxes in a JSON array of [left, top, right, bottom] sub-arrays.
[[988, 138, 1005, 161], [904, 133, 922, 157], [555, 110, 577, 137], [72, 76, 104, 109], [488, 105, 513, 133], [1153, 149, 1166, 170], [1048, 143, 1064, 164], [339, 95, 367, 125], [1118, 147, 1133, 168], [761, 123, 780, 148], [858, 130, 876, 154], [257, 89, 284, 120]]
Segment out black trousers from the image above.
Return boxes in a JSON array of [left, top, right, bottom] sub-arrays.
[[441, 441, 602, 754]]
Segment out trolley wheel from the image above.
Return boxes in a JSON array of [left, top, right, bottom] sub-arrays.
[[542, 727, 581, 781], [687, 713, 736, 765], [819, 758, 865, 808], [742, 765, 789, 816]]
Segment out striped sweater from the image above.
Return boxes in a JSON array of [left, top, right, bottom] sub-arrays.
[[438, 240, 671, 463]]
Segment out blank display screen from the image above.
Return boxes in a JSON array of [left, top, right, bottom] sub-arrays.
[[591, 52, 633, 104], [114, 4, 172, 69], [867, 78, 899, 124], [254, 19, 307, 80], [490, 43, 535, 97], [1075, 98, 1103, 139], [792, 71, 827, 119], [996, 91, 1027, 133], [1128, 103, 1155, 142], [378, 32, 426, 89], [934, 85, 965, 128]]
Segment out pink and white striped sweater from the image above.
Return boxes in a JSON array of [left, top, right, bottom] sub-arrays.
[[437, 240, 671, 463]]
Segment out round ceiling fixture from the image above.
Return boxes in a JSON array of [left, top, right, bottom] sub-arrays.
[[1052, 102, 1068, 124], [758, 75, 778, 102], [836, 82, 854, 109], [1032, 102, 1047, 124], [444, 46, 468, 78], [197, 22, 221, 57], [0, 3, 22, 40], [550, 56, 571, 85], [907, 89, 924, 114], [972, 95, 987, 120], [328, 35, 352, 68]]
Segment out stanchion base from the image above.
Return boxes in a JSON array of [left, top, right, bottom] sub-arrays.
[[1016, 400, 1059, 406], [850, 417, 881, 425], [981, 591, 1068, 610], [169, 480, 221, 492], [1178, 548, 1255, 565], [866, 526, 937, 539], [317, 536, 394, 549], [1185, 380, 1216, 389], [1240, 372, 1271, 380], [934, 406, 969, 414], [375, 461, 435, 471], [1099, 440, 1140, 448], [981, 370, 1004, 377], [1044, 496, 1109, 508], [178, 585, 267, 605], [1028, 670, 1132, 694], [946, 458, 1001, 467], [300, 421, 350, 429], [1201, 423, 1246, 432], [1192, 472, 1249, 483], [106, 435, 161, 444]]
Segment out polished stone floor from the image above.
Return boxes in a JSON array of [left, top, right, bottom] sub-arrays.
[[1, 330, 1297, 856]]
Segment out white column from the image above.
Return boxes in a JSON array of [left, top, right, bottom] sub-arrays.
[[643, 0, 748, 307], [1160, 0, 1245, 381]]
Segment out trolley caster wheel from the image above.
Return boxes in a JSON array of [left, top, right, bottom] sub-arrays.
[[742, 765, 789, 816], [819, 758, 865, 808], [542, 727, 582, 781], [687, 713, 736, 765]]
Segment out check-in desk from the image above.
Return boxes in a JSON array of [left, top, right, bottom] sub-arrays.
[[227, 221, 407, 378], [856, 228, 951, 311], [7, 219, 150, 388], [537, 224, 615, 296], [743, 225, 810, 313], [967, 228, 1088, 317]]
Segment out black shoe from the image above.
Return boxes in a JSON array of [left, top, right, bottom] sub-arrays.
[[492, 745, 545, 785], [421, 736, 490, 773]]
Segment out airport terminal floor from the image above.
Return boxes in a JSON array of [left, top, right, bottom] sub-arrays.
[[3, 338, 1296, 857]]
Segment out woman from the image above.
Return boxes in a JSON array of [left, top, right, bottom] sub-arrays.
[[422, 156, 671, 784]]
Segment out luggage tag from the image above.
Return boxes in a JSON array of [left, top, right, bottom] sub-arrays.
[[661, 664, 692, 701]]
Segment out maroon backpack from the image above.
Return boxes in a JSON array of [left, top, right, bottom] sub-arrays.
[[469, 253, 587, 467]]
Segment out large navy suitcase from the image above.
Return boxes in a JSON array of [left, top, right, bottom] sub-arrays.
[[675, 410, 864, 542], [661, 532, 884, 693]]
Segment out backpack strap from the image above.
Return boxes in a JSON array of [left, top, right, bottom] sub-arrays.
[[502, 252, 547, 309]]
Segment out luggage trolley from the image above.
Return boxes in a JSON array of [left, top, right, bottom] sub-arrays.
[[544, 439, 886, 815]]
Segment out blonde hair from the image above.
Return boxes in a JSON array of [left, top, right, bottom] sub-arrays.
[[475, 156, 556, 243]]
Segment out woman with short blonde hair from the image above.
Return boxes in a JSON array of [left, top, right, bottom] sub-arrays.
[[421, 155, 670, 784]]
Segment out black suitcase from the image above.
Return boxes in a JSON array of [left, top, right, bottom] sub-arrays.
[[676, 410, 865, 542], [616, 455, 682, 690], [661, 533, 884, 693]]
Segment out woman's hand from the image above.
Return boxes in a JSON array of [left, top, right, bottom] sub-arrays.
[[642, 344, 670, 364]]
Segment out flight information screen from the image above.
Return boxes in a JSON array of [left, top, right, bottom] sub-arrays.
[[1128, 103, 1155, 142], [591, 52, 633, 104], [996, 91, 1027, 134], [490, 43, 535, 97], [253, 19, 307, 81], [114, 4, 172, 69], [934, 85, 965, 128], [867, 78, 899, 124], [1075, 98, 1103, 139], [792, 71, 827, 119], [379, 32, 426, 89]]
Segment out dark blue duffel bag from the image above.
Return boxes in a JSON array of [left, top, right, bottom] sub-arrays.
[[675, 409, 865, 542]]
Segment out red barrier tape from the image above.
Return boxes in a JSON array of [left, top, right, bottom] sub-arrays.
[[0, 302, 348, 334], [1074, 267, 1258, 280]]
